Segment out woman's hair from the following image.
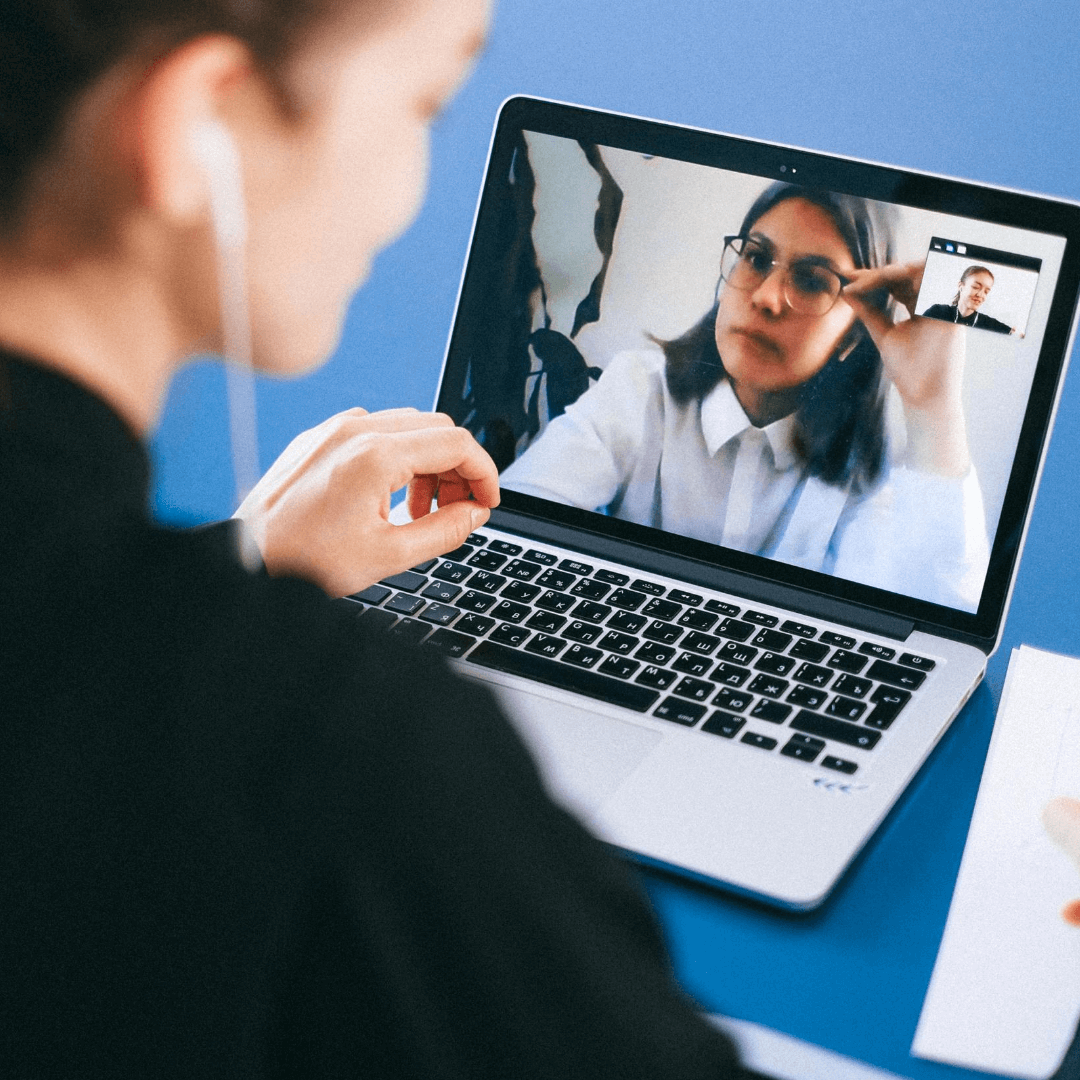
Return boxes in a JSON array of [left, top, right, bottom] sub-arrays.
[[659, 182, 894, 490], [950, 264, 994, 306], [0, 0, 396, 233]]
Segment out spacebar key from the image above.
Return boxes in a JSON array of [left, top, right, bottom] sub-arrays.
[[468, 641, 660, 713]]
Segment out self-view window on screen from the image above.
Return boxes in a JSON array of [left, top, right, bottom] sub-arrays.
[[451, 132, 1066, 615]]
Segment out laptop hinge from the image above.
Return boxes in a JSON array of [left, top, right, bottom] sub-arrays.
[[488, 507, 916, 642]]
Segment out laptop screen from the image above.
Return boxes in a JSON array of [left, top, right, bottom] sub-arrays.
[[437, 98, 1080, 645]]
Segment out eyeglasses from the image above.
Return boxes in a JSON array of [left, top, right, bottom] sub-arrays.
[[719, 235, 852, 315]]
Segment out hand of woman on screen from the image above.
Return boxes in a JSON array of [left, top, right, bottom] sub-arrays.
[[233, 408, 500, 598], [1043, 797, 1080, 926], [842, 262, 971, 477]]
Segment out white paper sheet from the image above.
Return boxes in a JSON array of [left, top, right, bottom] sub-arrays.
[[912, 645, 1080, 1078]]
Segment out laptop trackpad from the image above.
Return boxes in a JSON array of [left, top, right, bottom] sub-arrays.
[[491, 683, 663, 819]]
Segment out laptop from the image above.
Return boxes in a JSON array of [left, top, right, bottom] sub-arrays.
[[357, 96, 1080, 909]]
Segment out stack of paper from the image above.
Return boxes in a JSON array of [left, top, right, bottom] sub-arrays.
[[912, 645, 1080, 1078]]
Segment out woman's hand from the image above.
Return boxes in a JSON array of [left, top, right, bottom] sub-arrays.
[[842, 262, 971, 477], [1043, 797, 1080, 926], [233, 407, 500, 598]]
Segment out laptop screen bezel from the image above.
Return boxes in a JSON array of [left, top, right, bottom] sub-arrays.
[[436, 95, 1080, 651]]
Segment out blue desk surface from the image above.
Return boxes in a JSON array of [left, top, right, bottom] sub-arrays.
[[150, 2, 1080, 1075]]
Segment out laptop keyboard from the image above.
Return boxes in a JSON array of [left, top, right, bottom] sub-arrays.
[[343, 531, 936, 776]]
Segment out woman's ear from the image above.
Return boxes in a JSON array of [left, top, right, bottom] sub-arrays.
[[124, 35, 254, 225]]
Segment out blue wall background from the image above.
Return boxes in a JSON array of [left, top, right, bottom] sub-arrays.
[[151, 0, 1080, 527]]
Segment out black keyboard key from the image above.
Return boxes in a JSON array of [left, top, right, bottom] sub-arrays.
[[753, 628, 792, 652], [899, 652, 936, 672], [535, 590, 575, 614], [781, 734, 825, 762], [702, 711, 745, 739], [524, 549, 558, 565], [754, 652, 796, 677], [743, 610, 778, 627], [491, 623, 530, 647], [864, 685, 912, 729], [359, 607, 398, 631], [821, 756, 858, 774], [431, 560, 471, 584], [787, 684, 827, 709], [668, 590, 702, 607], [643, 620, 683, 645], [751, 700, 792, 724], [467, 571, 506, 594], [828, 649, 868, 674], [672, 676, 713, 702], [716, 618, 755, 642], [389, 617, 430, 645], [866, 659, 926, 690], [653, 698, 706, 726], [466, 533, 489, 546], [419, 603, 460, 626], [793, 662, 833, 688], [443, 543, 476, 562], [410, 558, 438, 573], [562, 644, 603, 669], [456, 613, 495, 636], [607, 610, 648, 634], [594, 568, 629, 585], [421, 580, 461, 603], [636, 641, 676, 665], [683, 631, 722, 656], [562, 620, 603, 644], [490, 600, 530, 624], [456, 590, 497, 613], [381, 570, 427, 593], [523, 634, 566, 659], [572, 600, 612, 624], [858, 641, 896, 661], [642, 598, 682, 621], [741, 732, 778, 751], [790, 709, 881, 750], [467, 549, 508, 571], [832, 673, 872, 699], [536, 568, 576, 591], [636, 666, 677, 690], [712, 687, 753, 712], [631, 579, 665, 596], [503, 559, 541, 581], [710, 662, 751, 687], [718, 641, 758, 666], [598, 655, 639, 680], [501, 581, 540, 603], [673, 652, 712, 677], [820, 631, 856, 649], [559, 559, 593, 576], [748, 673, 788, 698], [790, 639, 830, 663], [570, 578, 612, 601], [705, 599, 740, 617], [386, 592, 425, 615], [469, 641, 659, 712], [597, 631, 638, 655], [488, 540, 522, 556], [525, 610, 565, 634], [424, 628, 476, 657], [608, 588, 649, 611], [678, 609, 719, 632], [351, 584, 392, 605], [826, 695, 866, 721], [781, 620, 817, 638]]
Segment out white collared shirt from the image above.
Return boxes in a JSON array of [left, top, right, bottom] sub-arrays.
[[501, 350, 990, 612]]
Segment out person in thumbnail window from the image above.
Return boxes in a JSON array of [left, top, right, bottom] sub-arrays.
[[922, 264, 1015, 334], [502, 183, 990, 611]]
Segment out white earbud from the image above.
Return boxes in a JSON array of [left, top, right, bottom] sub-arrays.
[[190, 119, 260, 517]]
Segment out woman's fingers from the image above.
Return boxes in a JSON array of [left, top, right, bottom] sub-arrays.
[[844, 261, 925, 318]]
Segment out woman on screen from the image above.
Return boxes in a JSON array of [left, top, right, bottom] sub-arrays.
[[502, 182, 990, 611], [922, 264, 1015, 334]]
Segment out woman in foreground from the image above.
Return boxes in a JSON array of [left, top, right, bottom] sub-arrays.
[[0, 0, 744, 1075]]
